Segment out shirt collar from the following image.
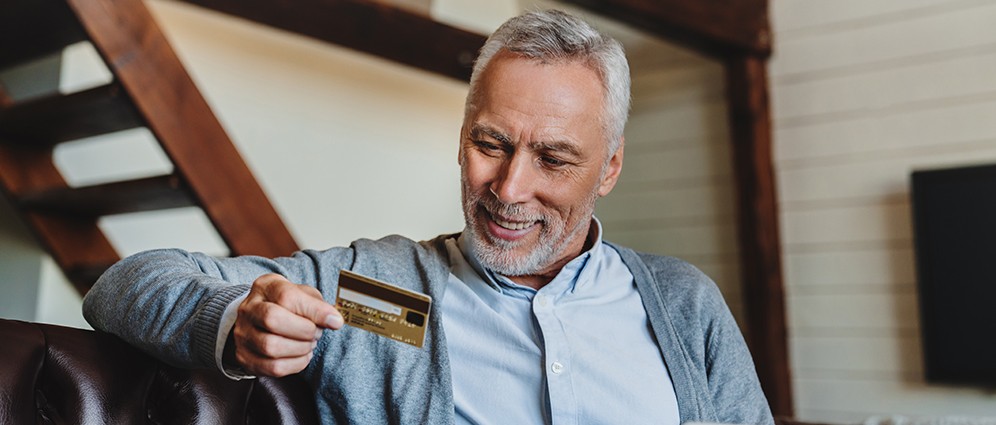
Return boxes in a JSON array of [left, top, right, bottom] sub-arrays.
[[457, 217, 605, 296]]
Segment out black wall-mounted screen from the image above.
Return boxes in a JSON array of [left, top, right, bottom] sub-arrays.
[[911, 163, 996, 388]]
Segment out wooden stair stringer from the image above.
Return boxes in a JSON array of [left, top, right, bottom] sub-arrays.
[[65, 0, 299, 259], [0, 0, 300, 295]]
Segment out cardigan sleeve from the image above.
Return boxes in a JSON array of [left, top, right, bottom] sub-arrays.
[[82, 247, 355, 370]]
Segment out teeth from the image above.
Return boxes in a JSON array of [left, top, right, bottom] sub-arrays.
[[495, 218, 534, 231]]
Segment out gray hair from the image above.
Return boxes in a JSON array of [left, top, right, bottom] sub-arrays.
[[465, 10, 631, 155]]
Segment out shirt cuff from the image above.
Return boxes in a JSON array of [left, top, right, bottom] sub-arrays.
[[215, 291, 256, 380]]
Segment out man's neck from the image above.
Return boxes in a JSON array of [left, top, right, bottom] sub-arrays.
[[505, 221, 598, 290]]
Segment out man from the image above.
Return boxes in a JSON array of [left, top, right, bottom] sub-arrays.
[[83, 10, 774, 425]]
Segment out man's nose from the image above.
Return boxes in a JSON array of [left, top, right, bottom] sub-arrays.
[[490, 154, 536, 204]]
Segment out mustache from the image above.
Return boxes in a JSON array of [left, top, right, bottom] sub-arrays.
[[476, 193, 544, 223]]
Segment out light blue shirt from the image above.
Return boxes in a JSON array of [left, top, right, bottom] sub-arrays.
[[442, 219, 680, 425]]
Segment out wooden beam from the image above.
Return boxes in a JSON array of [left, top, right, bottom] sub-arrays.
[[66, 0, 300, 258], [174, 0, 487, 82], [368, 0, 431, 15], [725, 55, 792, 417], [565, 0, 771, 59]]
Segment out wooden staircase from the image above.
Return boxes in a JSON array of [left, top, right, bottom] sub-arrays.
[[0, 0, 299, 295]]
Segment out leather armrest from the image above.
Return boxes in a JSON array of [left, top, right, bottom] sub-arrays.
[[0, 318, 319, 424]]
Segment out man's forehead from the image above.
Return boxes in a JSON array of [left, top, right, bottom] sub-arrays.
[[464, 52, 607, 153]]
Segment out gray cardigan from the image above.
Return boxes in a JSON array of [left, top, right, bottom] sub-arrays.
[[83, 234, 773, 424]]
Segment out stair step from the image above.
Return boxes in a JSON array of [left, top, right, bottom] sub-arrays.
[[18, 175, 195, 217], [0, 84, 143, 146], [0, 0, 88, 70]]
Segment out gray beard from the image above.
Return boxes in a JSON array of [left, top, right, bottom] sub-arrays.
[[461, 180, 597, 277], [468, 216, 559, 276]]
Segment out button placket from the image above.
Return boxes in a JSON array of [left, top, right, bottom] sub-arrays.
[[532, 291, 577, 424]]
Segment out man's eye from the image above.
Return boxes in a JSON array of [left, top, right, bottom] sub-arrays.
[[474, 140, 504, 156], [474, 141, 502, 152], [540, 156, 566, 168]]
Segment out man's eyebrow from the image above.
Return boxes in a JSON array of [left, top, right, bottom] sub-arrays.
[[529, 140, 583, 158], [470, 124, 511, 145]]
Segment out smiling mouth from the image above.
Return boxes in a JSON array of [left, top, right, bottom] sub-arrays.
[[482, 205, 540, 234], [493, 217, 536, 231]]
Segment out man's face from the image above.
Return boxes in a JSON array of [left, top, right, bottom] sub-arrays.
[[459, 52, 624, 278]]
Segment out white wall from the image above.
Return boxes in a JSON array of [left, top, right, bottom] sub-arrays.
[[771, 0, 996, 421]]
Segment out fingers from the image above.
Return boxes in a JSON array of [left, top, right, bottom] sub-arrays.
[[258, 275, 344, 330], [239, 350, 314, 377], [241, 302, 320, 350], [230, 273, 341, 377], [231, 318, 317, 376]]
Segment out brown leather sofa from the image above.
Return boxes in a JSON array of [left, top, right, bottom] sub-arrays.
[[1, 318, 834, 425], [0, 318, 319, 424]]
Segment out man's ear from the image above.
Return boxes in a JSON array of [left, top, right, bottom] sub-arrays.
[[597, 138, 624, 197]]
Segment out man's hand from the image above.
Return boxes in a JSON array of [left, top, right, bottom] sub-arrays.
[[228, 273, 344, 377]]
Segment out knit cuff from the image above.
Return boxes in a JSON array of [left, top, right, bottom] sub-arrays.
[[193, 284, 252, 371], [216, 291, 256, 380]]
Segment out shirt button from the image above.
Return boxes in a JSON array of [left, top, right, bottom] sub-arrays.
[[535, 295, 548, 307], [550, 361, 564, 374]]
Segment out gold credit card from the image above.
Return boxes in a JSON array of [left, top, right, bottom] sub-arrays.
[[335, 270, 432, 348]]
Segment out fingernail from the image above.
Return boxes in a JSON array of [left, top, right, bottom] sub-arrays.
[[314, 329, 323, 340], [326, 314, 344, 328], [311, 340, 318, 350]]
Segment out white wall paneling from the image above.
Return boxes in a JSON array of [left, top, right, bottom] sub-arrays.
[[772, 0, 996, 420]]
